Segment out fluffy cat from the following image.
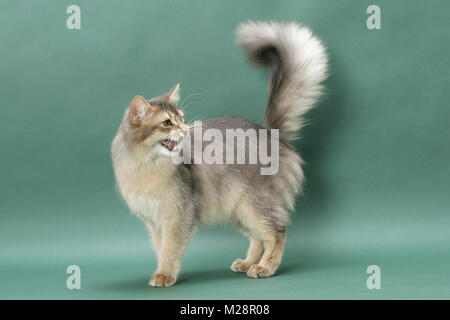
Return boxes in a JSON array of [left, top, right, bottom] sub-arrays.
[[111, 21, 328, 287]]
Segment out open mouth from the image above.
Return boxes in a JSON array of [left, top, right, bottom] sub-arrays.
[[160, 138, 179, 152]]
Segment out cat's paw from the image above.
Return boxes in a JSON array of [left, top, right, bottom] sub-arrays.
[[247, 265, 274, 278], [149, 273, 176, 287], [231, 258, 251, 272]]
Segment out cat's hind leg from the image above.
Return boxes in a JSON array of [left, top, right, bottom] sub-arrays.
[[247, 231, 286, 278], [231, 198, 287, 276], [231, 238, 264, 272]]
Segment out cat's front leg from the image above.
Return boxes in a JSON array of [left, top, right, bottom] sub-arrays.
[[145, 221, 161, 255], [149, 218, 194, 287]]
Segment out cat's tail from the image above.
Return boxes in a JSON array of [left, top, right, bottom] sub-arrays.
[[236, 21, 328, 142]]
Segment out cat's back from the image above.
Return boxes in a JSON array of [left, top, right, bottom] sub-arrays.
[[200, 116, 263, 132]]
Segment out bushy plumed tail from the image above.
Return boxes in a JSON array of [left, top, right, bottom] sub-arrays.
[[236, 21, 328, 142]]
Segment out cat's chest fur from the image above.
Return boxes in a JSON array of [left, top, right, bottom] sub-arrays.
[[113, 154, 180, 225]]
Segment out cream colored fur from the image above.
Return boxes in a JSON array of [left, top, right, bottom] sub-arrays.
[[111, 21, 328, 287]]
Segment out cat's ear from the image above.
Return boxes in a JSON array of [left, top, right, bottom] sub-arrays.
[[129, 95, 153, 126], [163, 83, 181, 105]]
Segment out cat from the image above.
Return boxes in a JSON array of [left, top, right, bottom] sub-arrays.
[[111, 21, 328, 287]]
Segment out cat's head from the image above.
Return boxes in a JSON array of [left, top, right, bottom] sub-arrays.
[[125, 84, 189, 157]]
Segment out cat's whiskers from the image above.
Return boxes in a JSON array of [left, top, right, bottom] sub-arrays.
[[179, 93, 202, 111], [187, 120, 204, 132], [181, 101, 199, 112]]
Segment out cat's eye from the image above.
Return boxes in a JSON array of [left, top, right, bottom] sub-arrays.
[[162, 119, 172, 128]]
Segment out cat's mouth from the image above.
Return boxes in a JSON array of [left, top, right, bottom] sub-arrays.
[[160, 138, 180, 152]]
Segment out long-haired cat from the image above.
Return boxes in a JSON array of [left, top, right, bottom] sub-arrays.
[[111, 21, 328, 287]]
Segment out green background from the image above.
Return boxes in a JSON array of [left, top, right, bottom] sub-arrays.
[[1, 0, 449, 299]]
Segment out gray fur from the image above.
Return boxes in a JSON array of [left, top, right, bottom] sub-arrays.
[[111, 21, 328, 285], [236, 21, 328, 141], [179, 117, 302, 230]]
